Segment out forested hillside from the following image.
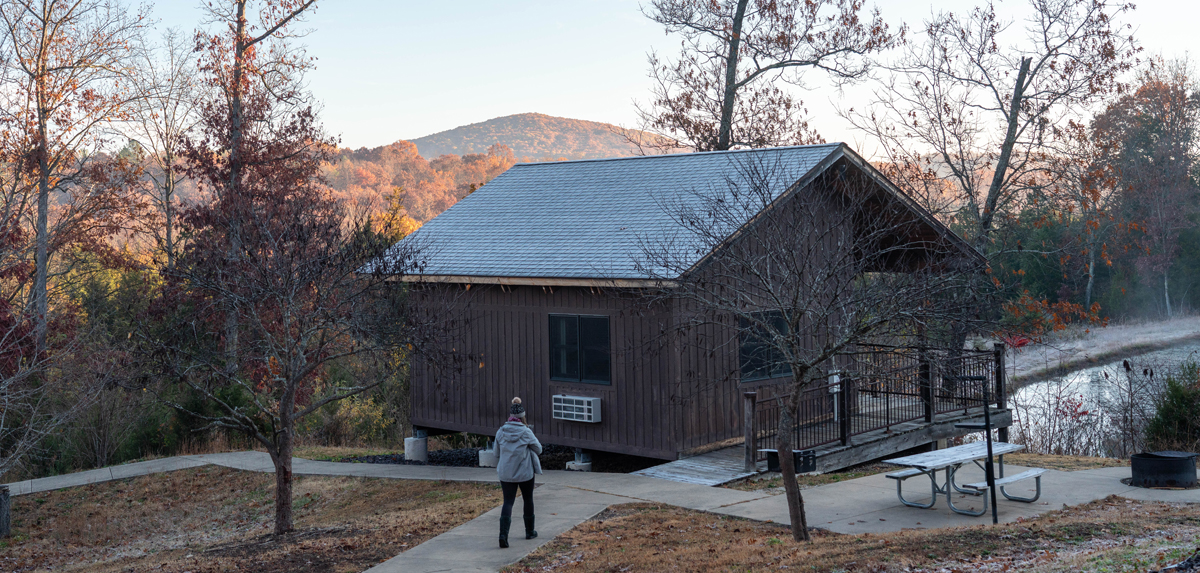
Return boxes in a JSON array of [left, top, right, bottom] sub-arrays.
[[323, 140, 517, 222], [323, 113, 678, 222], [409, 112, 672, 160]]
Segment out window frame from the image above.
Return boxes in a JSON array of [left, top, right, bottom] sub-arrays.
[[739, 311, 792, 382], [549, 313, 612, 385]]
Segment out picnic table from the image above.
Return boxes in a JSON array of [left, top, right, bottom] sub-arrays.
[[883, 442, 1046, 516]]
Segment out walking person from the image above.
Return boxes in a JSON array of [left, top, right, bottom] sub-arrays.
[[496, 397, 542, 548]]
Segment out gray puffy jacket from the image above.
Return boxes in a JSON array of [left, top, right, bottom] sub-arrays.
[[495, 421, 543, 483]]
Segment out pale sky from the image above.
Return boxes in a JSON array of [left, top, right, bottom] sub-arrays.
[[152, 1, 1198, 150]]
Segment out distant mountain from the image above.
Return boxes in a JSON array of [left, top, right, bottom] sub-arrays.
[[322, 114, 680, 225], [409, 113, 673, 160]]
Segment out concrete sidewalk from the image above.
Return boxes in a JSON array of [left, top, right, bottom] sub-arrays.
[[4, 456, 208, 496], [5, 451, 1198, 572], [364, 485, 626, 573]]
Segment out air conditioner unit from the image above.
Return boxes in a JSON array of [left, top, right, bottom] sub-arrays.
[[552, 395, 602, 423]]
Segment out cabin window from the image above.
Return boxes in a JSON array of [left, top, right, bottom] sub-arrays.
[[740, 311, 792, 381], [549, 314, 611, 384]]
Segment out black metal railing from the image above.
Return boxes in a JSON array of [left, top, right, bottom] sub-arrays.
[[748, 344, 1004, 464]]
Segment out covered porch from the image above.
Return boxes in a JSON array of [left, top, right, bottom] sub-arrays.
[[746, 343, 1012, 474]]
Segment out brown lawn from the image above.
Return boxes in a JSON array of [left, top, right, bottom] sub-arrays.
[[504, 499, 1200, 572], [0, 465, 501, 573]]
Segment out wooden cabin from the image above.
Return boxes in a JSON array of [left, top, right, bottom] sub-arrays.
[[373, 144, 984, 461]]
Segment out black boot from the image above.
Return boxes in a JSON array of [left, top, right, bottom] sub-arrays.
[[524, 514, 537, 540], [499, 516, 511, 548]]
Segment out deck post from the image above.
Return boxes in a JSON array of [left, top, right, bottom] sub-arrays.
[[838, 379, 851, 446], [993, 342, 1009, 442], [918, 348, 933, 423], [743, 391, 757, 473]]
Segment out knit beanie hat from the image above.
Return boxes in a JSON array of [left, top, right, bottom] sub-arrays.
[[509, 397, 526, 418]]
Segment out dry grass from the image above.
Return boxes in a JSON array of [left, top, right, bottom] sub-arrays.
[[1004, 452, 1128, 471], [291, 445, 403, 461], [504, 498, 1200, 573], [0, 466, 501, 573]]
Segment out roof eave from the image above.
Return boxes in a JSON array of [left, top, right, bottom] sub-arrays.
[[390, 274, 678, 289]]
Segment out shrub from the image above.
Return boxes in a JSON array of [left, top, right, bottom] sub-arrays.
[[1144, 362, 1200, 452], [300, 394, 391, 447]]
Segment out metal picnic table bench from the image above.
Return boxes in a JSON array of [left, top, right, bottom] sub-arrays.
[[882, 442, 1047, 517]]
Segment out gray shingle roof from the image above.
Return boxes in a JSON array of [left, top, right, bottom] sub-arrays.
[[376, 144, 844, 281]]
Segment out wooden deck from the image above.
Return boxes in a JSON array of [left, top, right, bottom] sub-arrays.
[[632, 404, 1012, 485]]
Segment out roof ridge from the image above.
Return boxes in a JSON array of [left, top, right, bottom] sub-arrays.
[[508, 142, 845, 168]]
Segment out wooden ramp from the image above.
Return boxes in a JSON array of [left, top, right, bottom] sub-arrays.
[[632, 445, 762, 486]]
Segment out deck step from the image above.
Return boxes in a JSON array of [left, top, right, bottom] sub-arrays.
[[632, 446, 760, 486]]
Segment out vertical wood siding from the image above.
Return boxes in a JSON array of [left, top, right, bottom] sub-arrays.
[[412, 284, 680, 459]]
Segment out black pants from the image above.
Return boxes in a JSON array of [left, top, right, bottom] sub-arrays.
[[500, 479, 535, 520]]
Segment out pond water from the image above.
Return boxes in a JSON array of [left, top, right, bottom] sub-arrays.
[[1007, 342, 1200, 457]]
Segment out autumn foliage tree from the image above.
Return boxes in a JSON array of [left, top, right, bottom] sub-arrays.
[[1092, 59, 1200, 317], [1044, 122, 1128, 308], [174, 0, 327, 535], [171, 100, 415, 533], [166, 0, 442, 536], [186, 0, 317, 376], [637, 0, 898, 152], [0, 0, 147, 352]]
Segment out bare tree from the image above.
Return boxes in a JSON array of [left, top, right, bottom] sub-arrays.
[[844, 0, 1137, 255], [636, 152, 980, 541], [0, 0, 147, 353], [123, 28, 205, 270], [0, 327, 82, 479], [637, 0, 898, 152]]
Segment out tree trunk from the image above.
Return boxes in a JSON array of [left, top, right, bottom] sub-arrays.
[[0, 485, 10, 538], [34, 67, 50, 356], [271, 429, 294, 535], [223, 0, 249, 376], [164, 152, 176, 270], [976, 57, 1031, 253], [1164, 271, 1173, 318], [1085, 247, 1096, 307], [716, 0, 751, 151], [778, 396, 810, 542]]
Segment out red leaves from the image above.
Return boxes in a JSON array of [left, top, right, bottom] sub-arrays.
[[1000, 291, 1107, 343]]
